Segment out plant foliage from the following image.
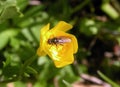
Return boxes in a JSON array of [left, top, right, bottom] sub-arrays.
[[0, 0, 120, 87]]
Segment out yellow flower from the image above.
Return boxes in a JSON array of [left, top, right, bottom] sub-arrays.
[[37, 21, 78, 68]]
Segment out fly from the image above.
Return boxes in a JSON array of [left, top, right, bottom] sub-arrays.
[[47, 36, 71, 45]]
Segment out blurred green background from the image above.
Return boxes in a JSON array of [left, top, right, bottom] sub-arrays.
[[0, 0, 120, 87]]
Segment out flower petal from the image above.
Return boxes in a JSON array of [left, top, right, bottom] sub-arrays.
[[40, 23, 50, 37], [37, 47, 46, 56], [48, 30, 78, 53], [52, 21, 73, 32], [44, 30, 77, 68], [45, 40, 74, 68], [37, 23, 50, 56], [69, 34, 78, 53]]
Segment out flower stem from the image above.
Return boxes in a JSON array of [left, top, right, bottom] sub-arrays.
[[18, 54, 38, 80], [98, 71, 120, 87]]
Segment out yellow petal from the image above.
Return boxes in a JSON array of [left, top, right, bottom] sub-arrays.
[[52, 21, 73, 32], [70, 34, 78, 53], [37, 47, 46, 56], [48, 30, 78, 53], [44, 30, 77, 68], [45, 40, 74, 68], [37, 23, 50, 56], [40, 23, 50, 37]]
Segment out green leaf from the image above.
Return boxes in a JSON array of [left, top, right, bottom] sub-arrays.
[[10, 37, 20, 49], [0, 29, 18, 50], [0, 33, 9, 50], [0, 0, 23, 23], [16, 0, 29, 11], [79, 18, 98, 36], [3, 65, 20, 78], [26, 66, 38, 75], [101, 2, 119, 19]]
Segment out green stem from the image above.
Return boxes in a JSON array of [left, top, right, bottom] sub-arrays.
[[62, 80, 72, 87], [18, 54, 38, 80], [71, 0, 90, 14], [97, 71, 120, 87], [0, 54, 38, 83], [28, 27, 39, 45]]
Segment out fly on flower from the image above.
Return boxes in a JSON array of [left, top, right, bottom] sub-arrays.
[[47, 36, 71, 46], [37, 21, 78, 68]]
